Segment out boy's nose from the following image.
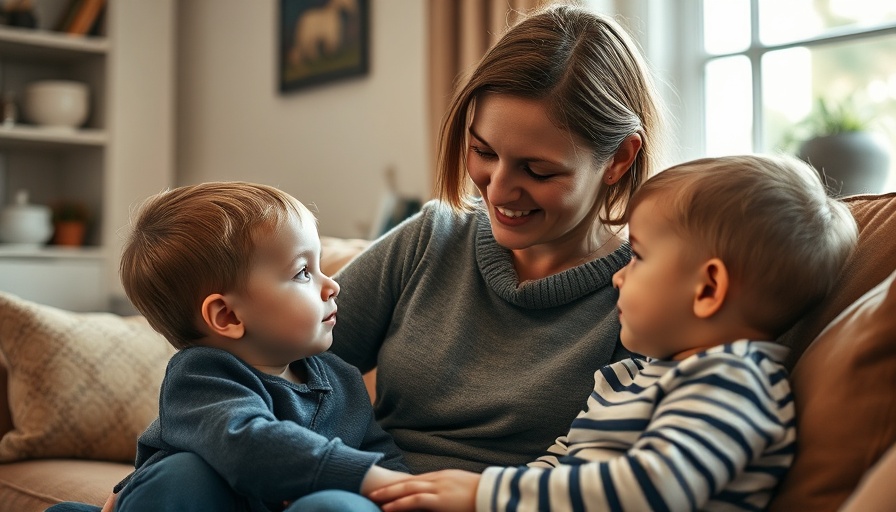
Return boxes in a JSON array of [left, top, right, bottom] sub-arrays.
[[323, 275, 340, 300], [612, 267, 624, 289]]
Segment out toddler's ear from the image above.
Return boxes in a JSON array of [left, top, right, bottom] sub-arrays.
[[201, 294, 245, 339], [693, 258, 728, 318]]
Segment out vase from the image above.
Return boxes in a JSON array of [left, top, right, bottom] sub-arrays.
[[798, 132, 891, 197]]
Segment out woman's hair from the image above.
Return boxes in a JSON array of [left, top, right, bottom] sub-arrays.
[[120, 181, 312, 349], [436, 3, 667, 225], [628, 154, 858, 337]]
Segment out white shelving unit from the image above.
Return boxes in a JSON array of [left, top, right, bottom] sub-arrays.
[[0, 1, 174, 312]]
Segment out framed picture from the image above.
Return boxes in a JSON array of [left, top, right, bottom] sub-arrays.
[[279, 0, 370, 93]]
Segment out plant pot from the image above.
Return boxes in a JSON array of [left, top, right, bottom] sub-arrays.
[[798, 132, 891, 197], [53, 221, 87, 247]]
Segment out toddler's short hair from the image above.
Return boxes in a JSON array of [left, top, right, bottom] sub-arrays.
[[628, 154, 858, 336], [120, 181, 313, 349]]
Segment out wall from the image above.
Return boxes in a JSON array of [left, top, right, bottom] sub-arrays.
[[176, 0, 429, 239]]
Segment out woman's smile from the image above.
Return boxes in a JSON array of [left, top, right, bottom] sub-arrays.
[[494, 206, 538, 226]]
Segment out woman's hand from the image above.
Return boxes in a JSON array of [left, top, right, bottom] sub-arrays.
[[367, 469, 480, 512]]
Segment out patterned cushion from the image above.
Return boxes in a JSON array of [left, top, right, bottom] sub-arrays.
[[0, 292, 174, 462]]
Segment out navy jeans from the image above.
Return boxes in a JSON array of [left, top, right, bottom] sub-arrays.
[[45, 452, 380, 512]]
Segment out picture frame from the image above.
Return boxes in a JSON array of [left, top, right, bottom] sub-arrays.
[[279, 0, 370, 93]]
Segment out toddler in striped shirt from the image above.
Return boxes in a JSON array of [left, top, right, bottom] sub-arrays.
[[369, 154, 858, 512]]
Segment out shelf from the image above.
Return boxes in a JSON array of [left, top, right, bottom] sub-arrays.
[[0, 26, 108, 60], [0, 2, 175, 312], [0, 244, 103, 260], [0, 124, 106, 150]]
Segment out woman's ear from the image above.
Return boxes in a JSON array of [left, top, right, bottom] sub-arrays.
[[693, 257, 729, 319], [201, 294, 245, 340], [604, 133, 643, 184]]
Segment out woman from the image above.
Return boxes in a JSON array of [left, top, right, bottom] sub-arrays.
[[330, 3, 667, 475]]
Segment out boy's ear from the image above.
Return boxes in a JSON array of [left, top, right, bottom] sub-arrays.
[[693, 257, 729, 319], [200, 293, 245, 340]]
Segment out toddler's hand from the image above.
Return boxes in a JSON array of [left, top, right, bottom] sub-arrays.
[[367, 469, 480, 512], [101, 492, 116, 512]]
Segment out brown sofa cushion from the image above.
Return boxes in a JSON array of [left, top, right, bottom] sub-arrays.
[[0, 459, 132, 510], [0, 292, 174, 463], [768, 193, 896, 510], [769, 269, 896, 511]]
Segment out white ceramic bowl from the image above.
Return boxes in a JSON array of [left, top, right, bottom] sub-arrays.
[[23, 80, 90, 129], [0, 191, 53, 246]]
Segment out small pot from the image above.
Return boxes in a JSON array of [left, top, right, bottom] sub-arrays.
[[0, 190, 53, 246], [53, 220, 87, 246]]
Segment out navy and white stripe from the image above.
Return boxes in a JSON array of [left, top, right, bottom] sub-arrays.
[[477, 340, 795, 511]]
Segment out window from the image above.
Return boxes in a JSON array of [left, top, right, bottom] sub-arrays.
[[602, 0, 896, 192]]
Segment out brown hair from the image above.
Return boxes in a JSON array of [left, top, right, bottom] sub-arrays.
[[436, 3, 667, 225], [628, 154, 858, 336], [120, 181, 312, 349]]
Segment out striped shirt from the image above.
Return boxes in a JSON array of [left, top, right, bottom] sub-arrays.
[[477, 340, 795, 511]]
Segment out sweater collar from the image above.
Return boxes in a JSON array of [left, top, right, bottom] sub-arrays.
[[474, 206, 631, 309]]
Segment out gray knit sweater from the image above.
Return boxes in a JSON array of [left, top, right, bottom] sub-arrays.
[[329, 200, 632, 474]]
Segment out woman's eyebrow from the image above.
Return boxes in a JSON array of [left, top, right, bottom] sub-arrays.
[[468, 126, 487, 144]]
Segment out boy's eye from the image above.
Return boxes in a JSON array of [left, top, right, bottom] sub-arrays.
[[293, 267, 311, 282]]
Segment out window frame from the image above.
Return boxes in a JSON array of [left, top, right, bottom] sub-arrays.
[[609, 0, 896, 165]]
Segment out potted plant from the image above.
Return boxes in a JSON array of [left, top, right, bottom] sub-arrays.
[[50, 199, 90, 247], [791, 98, 891, 197]]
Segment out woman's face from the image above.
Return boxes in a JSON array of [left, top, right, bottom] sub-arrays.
[[466, 93, 606, 253]]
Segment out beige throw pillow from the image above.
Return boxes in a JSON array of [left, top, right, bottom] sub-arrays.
[[0, 292, 174, 463]]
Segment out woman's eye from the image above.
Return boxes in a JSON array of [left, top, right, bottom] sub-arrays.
[[524, 164, 553, 181], [293, 267, 311, 282], [630, 250, 642, 262], [470, 145, 496, 159]]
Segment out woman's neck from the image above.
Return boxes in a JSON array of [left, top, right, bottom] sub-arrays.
[[512, 225, 626, 282]]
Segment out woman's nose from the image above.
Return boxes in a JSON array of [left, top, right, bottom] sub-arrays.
[[486, 163, 521, 204]]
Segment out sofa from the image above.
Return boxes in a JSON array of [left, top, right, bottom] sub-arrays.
[[0, 195, 894, 512]]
